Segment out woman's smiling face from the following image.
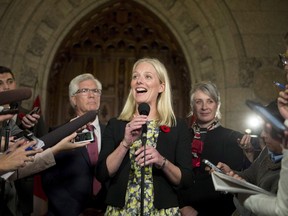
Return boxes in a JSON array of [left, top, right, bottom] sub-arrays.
[[131, 62, 164, 107], [193, 90, 218, 127]]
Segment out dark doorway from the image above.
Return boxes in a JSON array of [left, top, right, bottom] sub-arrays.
[[47, 0, 191, 126]]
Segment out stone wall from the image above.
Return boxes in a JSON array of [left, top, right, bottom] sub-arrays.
[[0, 0, 287, 132]]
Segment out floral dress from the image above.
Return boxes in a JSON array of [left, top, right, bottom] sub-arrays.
[[105, 120, 180, 216]]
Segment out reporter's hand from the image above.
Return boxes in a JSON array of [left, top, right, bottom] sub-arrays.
[[0, 114, 13, 123], [237, 134, 253, 150], [278, 88, 288, 119], [0, 139, 43, 173], [21, 113, 40, 129], [50, 132, 89, 155], [216, 162, 232, 174], [226, 170, 244, 181]]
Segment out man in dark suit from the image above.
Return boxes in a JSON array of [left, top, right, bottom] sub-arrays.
[[42, 73, 106, 216]]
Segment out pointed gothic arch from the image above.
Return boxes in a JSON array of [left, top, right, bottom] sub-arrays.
[[0, 0, 261, 131], [47, 0, 191, 125]]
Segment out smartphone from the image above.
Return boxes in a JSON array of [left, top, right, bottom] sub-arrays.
[[73, 131, 94, 143], [246, 100, 286, 138], [202, 159, 224, 173], [29, 107, 40, 115]]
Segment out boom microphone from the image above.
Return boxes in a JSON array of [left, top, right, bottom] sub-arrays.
[[0, 88, 32, 106], [40, 110, 97, 148]]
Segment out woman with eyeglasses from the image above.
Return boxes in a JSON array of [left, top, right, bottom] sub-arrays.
[[178, 81, 257, 216]]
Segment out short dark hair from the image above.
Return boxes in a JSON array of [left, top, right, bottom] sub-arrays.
[[0, 66, 15, 79]]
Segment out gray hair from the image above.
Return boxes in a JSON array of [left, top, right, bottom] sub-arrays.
[[69, 73, 102, 97], [189, 81, 221, 119], [69, 73, 102, 107]]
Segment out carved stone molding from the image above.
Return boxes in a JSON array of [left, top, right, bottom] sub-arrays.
[[239, 57, 262, 88], [253, 66, 286, 103]]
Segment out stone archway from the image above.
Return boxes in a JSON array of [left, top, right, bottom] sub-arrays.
[[47, 0, 191, 126], [0, 0, 246, 128]]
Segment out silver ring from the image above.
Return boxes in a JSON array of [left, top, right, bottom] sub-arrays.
[[150, 155, 152, 159]]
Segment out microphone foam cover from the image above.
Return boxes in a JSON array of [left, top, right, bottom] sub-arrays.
[[138, 103, 150, 116], [0, 88, 32, 105], [40, 110, 97, 148]]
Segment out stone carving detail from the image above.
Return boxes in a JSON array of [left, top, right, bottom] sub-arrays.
[[42, 16, 59, 30], [159, 0, 177, 10], [68, 0, 83, 7], [239, 57, 262, 88], [176, 12, 199, 34], [27, 34, 47, 57], [19, 65, 38, 87]]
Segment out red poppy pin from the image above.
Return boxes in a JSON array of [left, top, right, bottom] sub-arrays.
[[160, 125, 170, 133]]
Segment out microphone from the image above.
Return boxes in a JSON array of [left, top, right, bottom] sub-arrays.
[[137, 102, 150, 216], [40, 110, 98, 148], [138, 102, 150, 136], [0, 88, 32, 106], [138, 103, 150, 116], [0, 102, 19, 115]]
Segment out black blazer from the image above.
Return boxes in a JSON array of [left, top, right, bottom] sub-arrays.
[[41, 123, 105, 216], [96, 117, 193, 209]]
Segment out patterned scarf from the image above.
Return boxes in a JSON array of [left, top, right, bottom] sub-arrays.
[[191, 119, 220, 168]]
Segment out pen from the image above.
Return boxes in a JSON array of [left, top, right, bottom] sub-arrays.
[[273, 81, 286, 90]]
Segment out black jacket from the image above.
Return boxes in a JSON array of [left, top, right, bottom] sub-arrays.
[[96, 117, 193, 209]]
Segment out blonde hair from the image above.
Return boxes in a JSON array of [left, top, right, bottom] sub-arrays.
[[118, 58, 176, 127], [188, 81, 221, 119]]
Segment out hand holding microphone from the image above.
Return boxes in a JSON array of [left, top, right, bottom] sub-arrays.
[[121, 103, 150, 149], [122, 115, 148, 149]]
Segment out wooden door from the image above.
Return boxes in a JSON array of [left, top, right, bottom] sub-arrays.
[[46, 1, 191, 126]]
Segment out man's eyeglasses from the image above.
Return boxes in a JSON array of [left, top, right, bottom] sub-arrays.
[[279, 53, 288, 67], [74, 88, 102, 95]]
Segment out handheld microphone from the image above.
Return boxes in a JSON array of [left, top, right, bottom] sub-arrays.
[[40, 110, 98, 148], [0, 88, 32, 106], [137, 103, 150, 216], [138, 103, 150, 136]]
